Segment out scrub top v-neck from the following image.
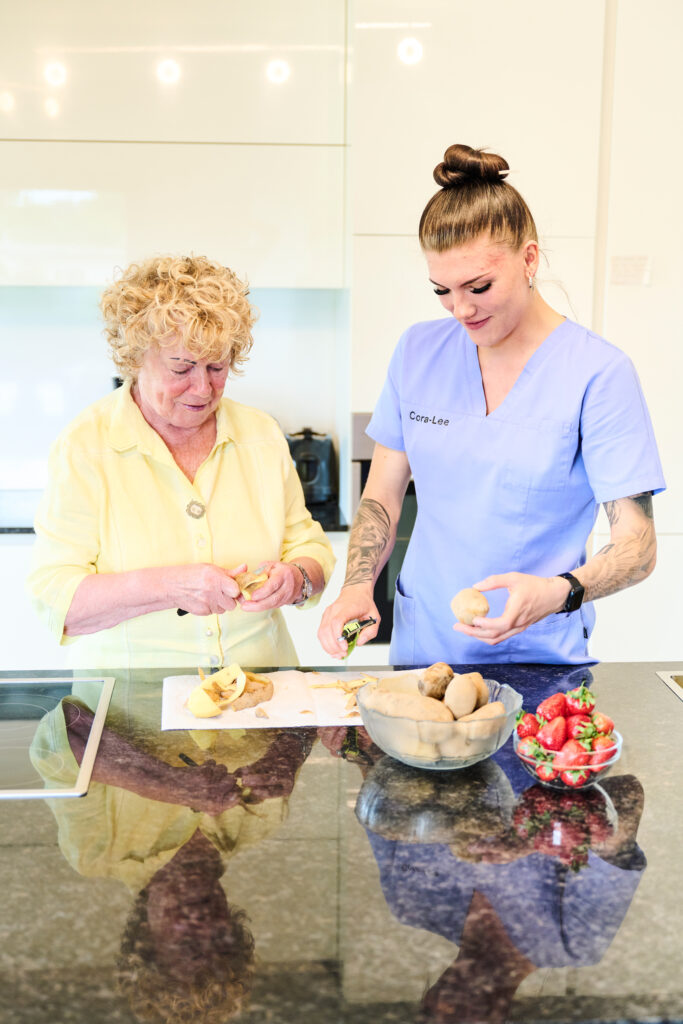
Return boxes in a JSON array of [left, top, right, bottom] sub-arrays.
[[367, 317, 665, 666]]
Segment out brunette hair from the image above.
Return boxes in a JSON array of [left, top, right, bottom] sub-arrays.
[[419, 144, 538, 252], [101, 254, 257, 380]]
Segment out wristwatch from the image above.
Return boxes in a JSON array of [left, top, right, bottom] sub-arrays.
[[556, 572, 585, 613], [292, 563, 313, 605]]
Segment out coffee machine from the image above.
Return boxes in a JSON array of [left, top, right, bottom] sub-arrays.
[[286, 427, 338, 525]]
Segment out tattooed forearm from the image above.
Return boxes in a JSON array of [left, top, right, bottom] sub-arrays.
[[630, 492, 654, 519], [343, 498, 393, 587], [584, 494, 656, 601]]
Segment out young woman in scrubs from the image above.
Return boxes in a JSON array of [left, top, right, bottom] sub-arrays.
[[319, 144, 665, 665]]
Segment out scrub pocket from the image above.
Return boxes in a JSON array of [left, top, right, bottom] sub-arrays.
[[502, 417, 575, 493], [389, 573, 416, 667], [508, 610, 591, 664]]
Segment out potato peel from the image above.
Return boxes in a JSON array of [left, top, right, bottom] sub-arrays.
[[235, 570, 269, 601]]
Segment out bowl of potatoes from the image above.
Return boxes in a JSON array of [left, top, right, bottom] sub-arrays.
[[356, 663, 523, 771]]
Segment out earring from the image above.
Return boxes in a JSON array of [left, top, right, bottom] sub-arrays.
[[528, 275, 534, 290]]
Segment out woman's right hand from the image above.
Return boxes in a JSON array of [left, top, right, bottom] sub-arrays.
[[173, 562, 247, 616], [317, 584, 380, 658], [177, 759, 243, 815]]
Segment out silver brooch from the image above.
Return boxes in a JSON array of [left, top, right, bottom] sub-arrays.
[[185, 500, 206, 519]]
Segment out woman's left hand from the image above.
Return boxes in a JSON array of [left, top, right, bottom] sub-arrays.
[[237, 561, 305, 612], [452, 572, 569, 646]]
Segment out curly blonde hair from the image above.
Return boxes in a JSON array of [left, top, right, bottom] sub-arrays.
[[117, 890, 255, 1024], [101, 255, 257, 380]]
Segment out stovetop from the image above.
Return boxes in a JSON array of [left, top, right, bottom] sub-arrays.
[[0, 676, 114, 799]]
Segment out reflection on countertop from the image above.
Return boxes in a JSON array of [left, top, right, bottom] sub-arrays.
[[0, 661, 681, 1024]]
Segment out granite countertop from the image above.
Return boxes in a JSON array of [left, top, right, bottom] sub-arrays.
[[1, 661, 681, 1024]]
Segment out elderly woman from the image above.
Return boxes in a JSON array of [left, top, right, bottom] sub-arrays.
[[28, 255, 335, 669]]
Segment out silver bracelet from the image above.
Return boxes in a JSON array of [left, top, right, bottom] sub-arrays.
[[292, 563, 313, 605]]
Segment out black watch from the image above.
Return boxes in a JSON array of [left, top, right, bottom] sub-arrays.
[[556, 572, 585, 613]]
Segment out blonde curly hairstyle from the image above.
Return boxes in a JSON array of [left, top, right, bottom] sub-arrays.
[[101, 255, 257, 380], [117, 890, 255, 1024]]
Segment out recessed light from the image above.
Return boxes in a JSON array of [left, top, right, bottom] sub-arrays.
[[43, 61, 68, 87], [397, 37, 423, 64], [266, 59, 291, 84], [156, 59, 181, 84]]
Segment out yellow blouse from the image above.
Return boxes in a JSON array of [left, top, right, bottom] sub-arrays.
[[31, 696, 293, 892], [27, 382, 335, 669]]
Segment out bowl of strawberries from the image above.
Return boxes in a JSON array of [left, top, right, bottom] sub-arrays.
[[512, 684, 622, 790]]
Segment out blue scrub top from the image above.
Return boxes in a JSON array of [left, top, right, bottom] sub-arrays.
[[367, 317, 666, 666], [365, 831, 644, 968]]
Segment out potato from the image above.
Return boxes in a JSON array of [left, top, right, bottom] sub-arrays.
[[435, 723, 472, 758], [451, 587, 490, 625], [457, 700, 506, 739], [458, 671, 489, 709], [364, 688, 454, 722], [443, 674, 479, 719], [418, 662, 455, 700], [377, 673, 421, 696], [186, 687, 223, 718]]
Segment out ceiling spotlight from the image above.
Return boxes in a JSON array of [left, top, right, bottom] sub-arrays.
[[43, 61, 67, 87], [397, 37, 423, 64], [156, 59, 181, 84], [44, 97, 60, 117], [0, 91, 15, 113], [266, 59, 291, 84]]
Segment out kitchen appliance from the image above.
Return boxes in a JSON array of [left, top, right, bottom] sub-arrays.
[[286, 427, 338, 505], [0, 676, 114, 799]]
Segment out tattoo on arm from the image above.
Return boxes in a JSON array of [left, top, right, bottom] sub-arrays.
[[588, 493, 656, 600], [343, 498, 392, 587], [630, 492, 654, 519]]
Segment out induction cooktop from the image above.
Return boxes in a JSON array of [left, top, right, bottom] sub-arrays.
[[0, 676, 114, 800]]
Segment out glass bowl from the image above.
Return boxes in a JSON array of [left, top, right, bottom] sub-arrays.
[[513, 729, 623, 790], [356, 678, 522, 771], [355, 755, 515, 847]]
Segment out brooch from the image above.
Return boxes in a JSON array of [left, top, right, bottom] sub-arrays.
[[185, 500, 206, 519]]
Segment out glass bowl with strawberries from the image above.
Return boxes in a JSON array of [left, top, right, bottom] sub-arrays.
[[512, 684, 622, 790]]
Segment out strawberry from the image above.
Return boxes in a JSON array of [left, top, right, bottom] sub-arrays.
[[536, 692, 567, 721], [517, 736, 542, 761], [590, 733, 617, 768], [565, 714, 595, 741], [516, 711, 540, 738], [536, 716, 567, 751], [535, 761, 558, 782], [559, 767, 591, 787], [554, 738, 591, 771], [565, 684, 595, 715], [592, 710, 614, 734]]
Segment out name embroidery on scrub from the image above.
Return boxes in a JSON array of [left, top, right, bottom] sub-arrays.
[[409, 411, 450, 426]]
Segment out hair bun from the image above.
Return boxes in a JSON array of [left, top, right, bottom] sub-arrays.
[[433, 144, 509, 188]]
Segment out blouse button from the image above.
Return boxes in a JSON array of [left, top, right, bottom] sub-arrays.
[[196, 537, 207, 548], [205, 628, 213, 637], [186, 500, 206, 519], [209, 655, 219, 666]]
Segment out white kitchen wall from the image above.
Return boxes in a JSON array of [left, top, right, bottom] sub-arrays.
[[0, 0, 345, 144], [587, 0, 682, 660]]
